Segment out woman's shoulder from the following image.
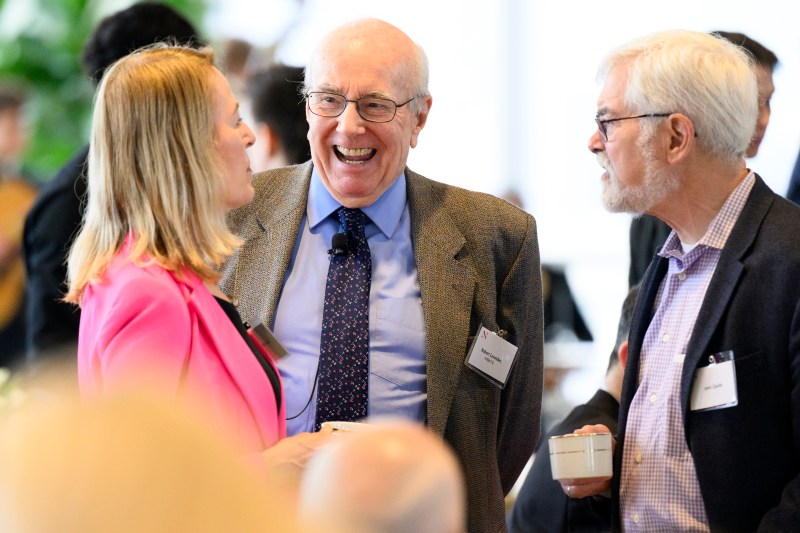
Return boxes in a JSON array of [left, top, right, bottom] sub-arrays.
[[106, 251, 170, 283], [94, 252, 188, 304]]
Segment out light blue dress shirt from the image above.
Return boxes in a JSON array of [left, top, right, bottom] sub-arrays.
[[272, 169, 427, 435]]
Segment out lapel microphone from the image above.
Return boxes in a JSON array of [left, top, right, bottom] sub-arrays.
[[328, 232, 348, 256]]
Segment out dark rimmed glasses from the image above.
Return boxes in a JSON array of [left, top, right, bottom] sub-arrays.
[[306, 91, 416, 123], [595, 113, 672, 142]]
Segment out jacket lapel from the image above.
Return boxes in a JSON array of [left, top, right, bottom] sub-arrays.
[[228, 164, 311, 327], [625, 255, 667, 384], [406, 170, 476, 435], [181, 271, 283, 447]]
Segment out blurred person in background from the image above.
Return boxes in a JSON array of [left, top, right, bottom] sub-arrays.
[[244, 64, 310, 171], [501, 187, 592, 434], [0, 84, 38, 369], [789, 160, 800, 204], [509, 284, 639, 532], [23, 1, 202, 364], [628, 30, 778, 287], [65, 44, 329, 488], [219, 38, 254, 99]]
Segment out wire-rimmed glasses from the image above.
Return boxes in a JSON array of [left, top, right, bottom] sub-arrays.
[[595, 113, 672, 142], [306, 91, 416, 123]]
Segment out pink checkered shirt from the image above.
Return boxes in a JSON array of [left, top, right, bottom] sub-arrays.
[[619, 172, 756, 531]]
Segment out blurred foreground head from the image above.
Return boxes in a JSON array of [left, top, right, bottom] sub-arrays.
[[0, 383, 291, 533], [298, 420, 466, 533]]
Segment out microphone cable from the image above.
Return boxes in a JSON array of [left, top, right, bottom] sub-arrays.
[[287, 230, 348, 421]]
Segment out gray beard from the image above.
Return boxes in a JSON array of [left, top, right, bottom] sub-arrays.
[[599, 139, 679, 215]]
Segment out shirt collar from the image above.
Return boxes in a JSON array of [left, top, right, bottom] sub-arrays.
[[307, 167, 407, 239], [659, 170, 756, 258]]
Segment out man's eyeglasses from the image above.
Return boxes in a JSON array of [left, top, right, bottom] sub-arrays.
[[595, 113, 672, 142], [306, 91, 416, 123]]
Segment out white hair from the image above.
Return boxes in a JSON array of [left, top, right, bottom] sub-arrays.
[[598, 29, 757, 162], [303, 18, 430, 115]]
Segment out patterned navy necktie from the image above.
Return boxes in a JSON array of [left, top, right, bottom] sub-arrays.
[[315, 207, 372, 431]]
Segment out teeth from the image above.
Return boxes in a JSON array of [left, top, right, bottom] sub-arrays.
[[337, 146, 373, 156]]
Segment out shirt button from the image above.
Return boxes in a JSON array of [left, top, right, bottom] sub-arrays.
[[649, 394, 657, 404], [662, 333, 670, 342], [678, 272, 686, 281], [635, 453, 642, 463], [633, 513, 640, 523]]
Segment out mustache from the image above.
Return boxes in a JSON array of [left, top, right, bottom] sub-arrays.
[[596, 152, 610, 169]]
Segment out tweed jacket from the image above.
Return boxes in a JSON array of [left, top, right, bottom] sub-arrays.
[[220, 162, 544, 533], [613, 176, 800, 532]]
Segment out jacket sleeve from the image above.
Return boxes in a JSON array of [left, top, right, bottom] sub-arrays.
[[86, 270, 193, 397], [496, 213, 545, 493], [758, 296, 800, 530]]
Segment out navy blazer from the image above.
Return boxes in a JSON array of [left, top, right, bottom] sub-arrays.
[[613, 175, 800, 531]]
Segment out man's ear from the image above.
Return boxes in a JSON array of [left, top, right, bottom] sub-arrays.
[[409, 95, 432, 149], [618, 339, 629, 369], [665, 113, 695, 164]]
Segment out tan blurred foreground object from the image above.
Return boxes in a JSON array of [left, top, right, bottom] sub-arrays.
[[299, 420, 466, 533], [0, 386, 296, 533]]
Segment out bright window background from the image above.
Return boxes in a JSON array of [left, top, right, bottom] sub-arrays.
[[207, 0, 800, 405]]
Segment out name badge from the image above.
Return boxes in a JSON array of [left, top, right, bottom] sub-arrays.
[[465, 325, 518, 389], [247, 322, 289, 361], [690, 350, 738, 411]]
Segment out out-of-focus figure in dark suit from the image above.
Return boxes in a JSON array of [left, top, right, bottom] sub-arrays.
[[22, 2, 201, 362], [510, 284, 638, 532]]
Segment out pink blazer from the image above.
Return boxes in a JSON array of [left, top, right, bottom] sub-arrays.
[[78, 241, 285, 452]]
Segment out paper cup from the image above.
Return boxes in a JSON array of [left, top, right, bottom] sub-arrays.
[[549, 432, 612, 480]]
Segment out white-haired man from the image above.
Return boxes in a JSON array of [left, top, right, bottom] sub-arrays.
[[221, 18, 543, 532], [563, 30, 800, 532]]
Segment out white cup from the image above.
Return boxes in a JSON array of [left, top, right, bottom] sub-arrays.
[[320, 421, 374, 432], [549, 432, 612, 480]]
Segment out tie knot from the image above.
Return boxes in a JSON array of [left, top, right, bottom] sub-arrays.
[[338, 207, 366, 235]]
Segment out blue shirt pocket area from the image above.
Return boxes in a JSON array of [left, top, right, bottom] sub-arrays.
[[370, 297, 426, 402], [374, 296, 425, 331]]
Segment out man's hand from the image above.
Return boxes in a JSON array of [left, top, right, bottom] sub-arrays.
[[557, 424, 614, 499], [262, 426, 334, 497]]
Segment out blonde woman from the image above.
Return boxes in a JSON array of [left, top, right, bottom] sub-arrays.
[[66, 44, 328, 480]]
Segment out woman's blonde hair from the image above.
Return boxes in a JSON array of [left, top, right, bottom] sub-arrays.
[[66, 44, 240, 304]]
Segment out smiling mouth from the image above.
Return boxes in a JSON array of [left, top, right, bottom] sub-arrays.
[[335, 145, 375, 164]]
